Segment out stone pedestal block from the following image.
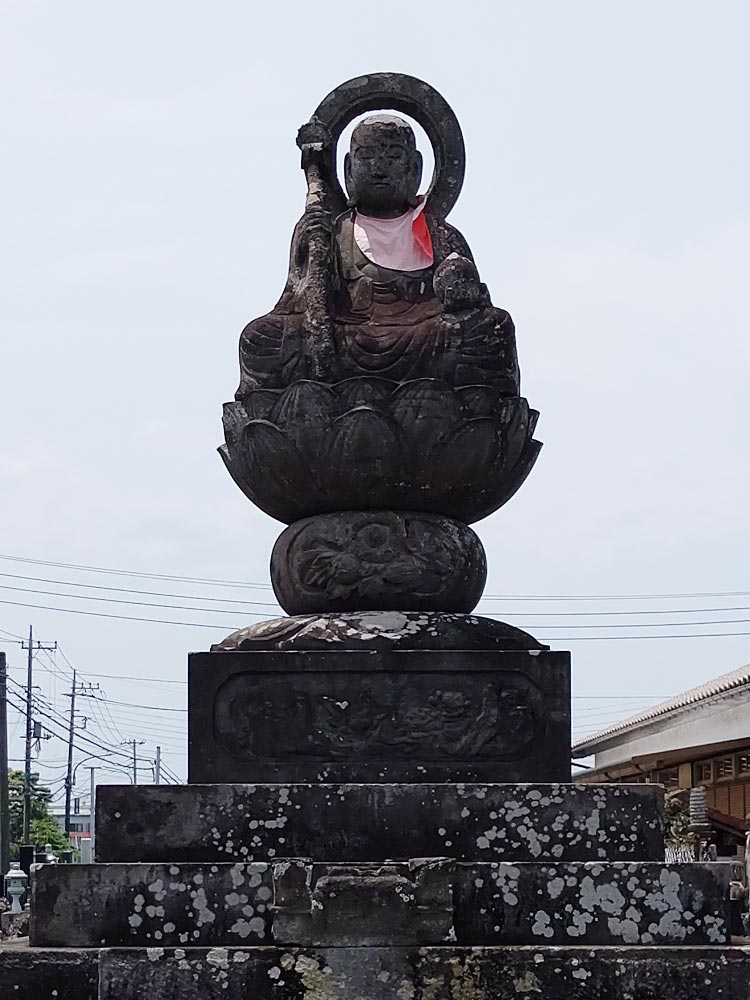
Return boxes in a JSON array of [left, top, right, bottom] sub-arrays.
[[272, 858, 454, 947], [188, 648, 570, 783], [30, 862, 273, 949], [0, 945, 99, 1000], [453, 861, 731, 946], [4, 944, 746, 1000], [30, 859, 729, 949], [95, 782, 664, 864]]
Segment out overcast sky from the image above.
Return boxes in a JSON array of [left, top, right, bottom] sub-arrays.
[[1, 2, 749, 795]]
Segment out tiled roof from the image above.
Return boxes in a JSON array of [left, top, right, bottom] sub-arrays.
[[572, 662, 750, 756]]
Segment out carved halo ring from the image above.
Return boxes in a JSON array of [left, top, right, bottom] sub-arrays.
[[310, 72, 466, 218]]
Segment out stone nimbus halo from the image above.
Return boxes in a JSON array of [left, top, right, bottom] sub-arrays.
[[308, 72, 466, 219]]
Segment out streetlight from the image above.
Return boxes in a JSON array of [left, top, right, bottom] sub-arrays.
[[70, 756, 134, 858]]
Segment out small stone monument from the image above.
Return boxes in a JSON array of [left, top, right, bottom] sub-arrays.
[[11, 74, 749, 999]]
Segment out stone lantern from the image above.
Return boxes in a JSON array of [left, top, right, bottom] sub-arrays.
[[4, 862, 28, 914]]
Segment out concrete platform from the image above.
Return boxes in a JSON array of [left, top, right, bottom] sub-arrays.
[[30, 859, 728, 948], [95, 782, 664, 864], [3, 943, 750, 999]]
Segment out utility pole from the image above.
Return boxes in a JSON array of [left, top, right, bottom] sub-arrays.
[[0, 652, 10, 880], [23, 626, 33, 843], [63, 670, 77, 836], [155, 745, 161, 785], [89, 766, 96, 856], [123, 739, 144, 785], [20, 627, 56, 842]]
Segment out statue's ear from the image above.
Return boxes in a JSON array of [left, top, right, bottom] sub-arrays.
[[344, 152, 354, 200], [412, 150, 423, 193]]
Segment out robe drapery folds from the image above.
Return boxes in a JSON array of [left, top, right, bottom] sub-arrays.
[[236, 208, 519, 395]]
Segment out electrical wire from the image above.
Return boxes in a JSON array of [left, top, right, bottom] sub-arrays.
[[2, 552, 749, 602], [0, 598, 237, 628]]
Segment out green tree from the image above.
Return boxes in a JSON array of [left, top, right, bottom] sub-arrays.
[[29, 817, 70, 856], [6, 769, 69, 858]]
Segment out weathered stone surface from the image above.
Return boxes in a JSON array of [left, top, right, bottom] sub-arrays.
[[0, 942, 98, 999], [96, 782, 664, 864], [95, 946, 750, 999], [213, 610, 544, 651], [31, 863, 272, 948], [270, 511, 487, 615], [4, 943, 750, 998], [271, 859, 728, 948], [34, 858, 723, 948], [454, 862, 731, 946], [222, 381, 540, 525], [188, 648, 570, 783], [272, 858, 454, 946]]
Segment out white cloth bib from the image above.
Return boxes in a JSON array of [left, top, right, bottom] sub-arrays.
[[353, 202, 433, 272]]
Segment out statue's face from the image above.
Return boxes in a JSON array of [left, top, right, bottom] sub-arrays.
[[345, 119, 422, 218]]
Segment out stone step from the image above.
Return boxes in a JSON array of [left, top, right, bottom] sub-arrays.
[[453, 861, 731, 947], [30, 860, 729, 948], [4, 944, 750, 1000], [95, 782, 664, 864], [30, 862, 274, 949]]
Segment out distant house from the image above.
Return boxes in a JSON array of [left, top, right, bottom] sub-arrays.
[[572, 663, 750, 858], [50, 799, 92, 845]]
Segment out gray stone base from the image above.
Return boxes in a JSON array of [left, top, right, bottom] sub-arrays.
[[3, 944, 750, 1000], [30, 860, 730, 948], [95, 782, 664, 864], [0, 943, 98, 1000], [188, 648, 571, 783]]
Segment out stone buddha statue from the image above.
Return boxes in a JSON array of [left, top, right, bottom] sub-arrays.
[[235, 114, 520, 397], [220, 74, 542, 633]]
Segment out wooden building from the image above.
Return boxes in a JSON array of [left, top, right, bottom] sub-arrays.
[[572, 663, 750, 857]]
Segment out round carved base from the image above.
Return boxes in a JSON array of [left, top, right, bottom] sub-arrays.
[[271, 510, 486, 616], [212, 611, 546, 653]]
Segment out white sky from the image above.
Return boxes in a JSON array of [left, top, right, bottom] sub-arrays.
[[1, 2, 749, 796]]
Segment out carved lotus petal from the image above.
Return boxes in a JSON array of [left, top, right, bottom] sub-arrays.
[[437, 418, 499, 492], [222, 400, 249, 454], [334, 376, 395, 409], [325, 407, 404, 498], [268, 380, 338, 451], [391, 379, 461, 453], [220, 377, 541, 523], [495, 396, 531, 474], [455, 384, 502, 418], [238, 420, 319, 522], [242, 390, 282, 421]]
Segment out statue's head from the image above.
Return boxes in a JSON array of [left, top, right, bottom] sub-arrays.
[[345, 115, 423, 218]]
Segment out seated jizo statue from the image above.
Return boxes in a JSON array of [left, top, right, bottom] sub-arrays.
[[236, 113, 520, 396], [220, 76, 541, 621]]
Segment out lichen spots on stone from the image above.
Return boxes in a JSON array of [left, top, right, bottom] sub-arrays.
[[513, 971, 542, 993]]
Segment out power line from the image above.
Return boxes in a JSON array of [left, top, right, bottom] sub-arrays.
[[0, 572, 280, 609], [0, 553, 272, 590], [531, 618, 750, 629], [1, 552, 748, 602], [7, 569, 750, 618], [5, 596, 750, 639], [86, 696, 186, 714], [539, 632, 750, 640], [5, 694, 142, 769], [79, 671, 186, 685], [6, 677, 141, 762], [0, 583, 272, 617], [0, 598, 237, 628]]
